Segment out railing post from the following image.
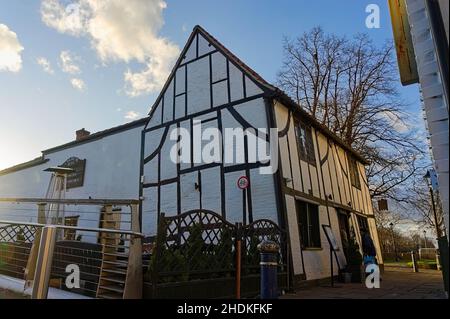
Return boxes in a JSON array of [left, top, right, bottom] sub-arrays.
[[258, 240, 279, 299], [123, 204, 143, 299], [31, 226, 57, 299], [411, 251, 419, 273], [24, 203, 46, 288]]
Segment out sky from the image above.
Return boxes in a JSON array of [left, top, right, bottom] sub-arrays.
[[0, 0, 424, 170]]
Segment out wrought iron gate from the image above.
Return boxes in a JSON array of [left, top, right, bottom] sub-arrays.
[[145, 210, 288, 298]]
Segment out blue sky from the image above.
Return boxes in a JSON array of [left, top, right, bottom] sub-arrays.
[[0, 0, 423, 170]]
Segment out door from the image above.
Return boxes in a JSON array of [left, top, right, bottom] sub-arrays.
[[338, 210, 351, 259]]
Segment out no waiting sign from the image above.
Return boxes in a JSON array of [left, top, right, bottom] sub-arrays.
[[237, 176, 249, 189]]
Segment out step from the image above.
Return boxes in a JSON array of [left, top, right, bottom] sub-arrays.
[[101, 268, 127, 275], [103, 260, 129, 267], [100, 277, 126, 285], [100, 235, 130, 241], [99, 285, 124, 294], [103, 243, 129, 250], [104, 252, 129, 258]]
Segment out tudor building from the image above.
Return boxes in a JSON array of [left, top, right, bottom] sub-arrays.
[[0, 26, 382, 285]]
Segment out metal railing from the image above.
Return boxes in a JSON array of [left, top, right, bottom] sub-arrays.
[[0, 198, 143, 299]]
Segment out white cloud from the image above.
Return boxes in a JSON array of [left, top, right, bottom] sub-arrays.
[[40, 0, 179, 97], [125, 110, 140, 120], [70, 78, 86, 91], [40, 0, 89, 36], [60, 50, 81, 74], [37, 57, 54, 74], [0, 23, 24, 72]]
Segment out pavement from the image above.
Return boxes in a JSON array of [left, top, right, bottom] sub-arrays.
[[281, 266, 448, 299], [1, 266, 447, 299]]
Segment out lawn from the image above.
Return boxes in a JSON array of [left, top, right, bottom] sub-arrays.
[[407, 259, 438, 270]]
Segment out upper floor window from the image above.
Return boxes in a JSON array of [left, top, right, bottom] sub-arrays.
[[294, 119, 316, 165], [348, 156, 361, 189]]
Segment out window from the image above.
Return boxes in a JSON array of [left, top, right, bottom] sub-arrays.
[[348, 156, 361, 189], [357, 215, 369, 234], [294, 120, 316, 165], [296, 200, 321, 248]]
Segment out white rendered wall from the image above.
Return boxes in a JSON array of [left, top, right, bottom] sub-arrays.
[[0, 125, 144, 237]]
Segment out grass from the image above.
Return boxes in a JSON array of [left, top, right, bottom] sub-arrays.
[[406, 259, 438, 269]]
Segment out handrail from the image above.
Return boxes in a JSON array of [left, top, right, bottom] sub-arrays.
[[0, 219, 144, 238], [0, 198, 140, 205]]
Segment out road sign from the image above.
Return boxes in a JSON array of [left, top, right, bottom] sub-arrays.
[[237, 176, 249, 189]]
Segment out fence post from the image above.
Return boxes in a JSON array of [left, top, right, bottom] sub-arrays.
[[411, 251, 419, 273], [31, 226, 57, 299], [258, 240, 279, 299], [151, 212, 165, 298], [24, 203, 46, 288], [123, 203, 143, 299], [235, 222, 242, 299]]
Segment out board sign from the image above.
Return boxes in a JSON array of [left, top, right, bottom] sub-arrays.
[[377, 199, 388, 212], [60, 157, 86, 189], [237, 176, 249, 189], [322, 224, 339, 251], [388, 0, 419, 85]]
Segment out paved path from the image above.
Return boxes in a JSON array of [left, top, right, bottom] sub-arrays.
[[282, 266, 447, 299]]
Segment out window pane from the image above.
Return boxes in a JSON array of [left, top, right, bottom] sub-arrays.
[[296, 201, 308, 247], [308, 204, 321, 248], [305, 128, 316, 164], [295, 120, 316, 165], [349, 157, 361, 188]]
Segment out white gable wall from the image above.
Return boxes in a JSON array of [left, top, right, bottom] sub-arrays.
[[142, 30, 273, 238], [0, 124, 144, 235]]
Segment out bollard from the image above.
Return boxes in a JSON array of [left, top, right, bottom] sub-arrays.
[[258, 240, 279, 299], [411, 251, 419, 273]]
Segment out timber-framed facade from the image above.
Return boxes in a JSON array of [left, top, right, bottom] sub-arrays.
[[0, 25, 383, 286]]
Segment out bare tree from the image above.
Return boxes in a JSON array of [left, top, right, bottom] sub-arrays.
[[398, 172, 446, 237], [277, 27, 426, 202]]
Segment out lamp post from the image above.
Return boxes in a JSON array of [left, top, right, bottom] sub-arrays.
[[390, 222, 398, 262], [423, 230, 427, 249], [424, 170, 449, 293]]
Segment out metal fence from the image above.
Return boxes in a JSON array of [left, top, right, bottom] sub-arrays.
[[0, 198, 143, 299]]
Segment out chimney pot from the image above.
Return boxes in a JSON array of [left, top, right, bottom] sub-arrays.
[[76, 128, 90, 141]]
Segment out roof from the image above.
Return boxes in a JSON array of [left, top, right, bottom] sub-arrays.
[[0, 157, 49, 176], [43, 117, 148, 155], [177, 26, 369, 165]]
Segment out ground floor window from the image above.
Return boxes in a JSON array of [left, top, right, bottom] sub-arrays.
[[296, 200, 321, 248], [356, 215, 369, 236]]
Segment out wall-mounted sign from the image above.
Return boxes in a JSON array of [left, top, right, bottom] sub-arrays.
[[237, 176, 249, 190], [60, 157, 86, 189]]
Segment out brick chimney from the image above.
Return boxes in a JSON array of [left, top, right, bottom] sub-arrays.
[[76, 128, 90, 141]]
